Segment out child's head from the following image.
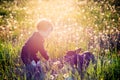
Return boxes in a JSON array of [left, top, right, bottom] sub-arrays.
[[36, 19, 53, 38]]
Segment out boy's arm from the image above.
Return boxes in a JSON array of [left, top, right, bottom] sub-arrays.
[[39, 43, 49, 60]]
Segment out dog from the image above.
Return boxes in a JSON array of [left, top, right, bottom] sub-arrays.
[[64, 48, 96, 79]]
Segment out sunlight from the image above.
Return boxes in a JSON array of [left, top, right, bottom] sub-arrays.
[[23, 0, 87, 53]]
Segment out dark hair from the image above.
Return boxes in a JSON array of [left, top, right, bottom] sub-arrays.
[[37, 19, 53, 31]]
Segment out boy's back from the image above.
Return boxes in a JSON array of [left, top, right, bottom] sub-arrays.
[[21, 32, 49, 65]]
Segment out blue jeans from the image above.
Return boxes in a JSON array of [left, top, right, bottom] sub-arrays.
[[25, 63, 45, 80]]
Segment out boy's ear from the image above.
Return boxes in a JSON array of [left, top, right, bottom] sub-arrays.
[[75, 48, 81, 54]]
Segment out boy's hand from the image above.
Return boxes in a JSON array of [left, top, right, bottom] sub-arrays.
[[31, 60, 36, 66]]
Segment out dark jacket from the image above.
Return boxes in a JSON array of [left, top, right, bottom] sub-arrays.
[[21, 32, 49, 65]]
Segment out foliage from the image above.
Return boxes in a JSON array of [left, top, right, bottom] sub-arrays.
[[0, 0, 120, 80]]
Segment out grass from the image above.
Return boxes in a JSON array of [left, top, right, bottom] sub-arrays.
[[0, 39, 120, 80]]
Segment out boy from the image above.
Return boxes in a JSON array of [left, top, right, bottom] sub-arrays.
[[21, 19, 53, 80]]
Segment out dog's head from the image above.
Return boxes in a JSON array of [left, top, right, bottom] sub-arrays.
[[64, 48, 81, 65], [65, 48, 81, 56]]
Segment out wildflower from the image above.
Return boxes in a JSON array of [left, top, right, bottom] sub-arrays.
[[63, 73, 69, 79], [53, 61, 61, 65], [105, 49, 109, 53], [50, 75, 54, 80], [108, 60, 111, 64], [20, 34, 23, 37]]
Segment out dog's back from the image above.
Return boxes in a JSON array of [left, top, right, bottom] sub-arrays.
[[64, 49, 96, 79]]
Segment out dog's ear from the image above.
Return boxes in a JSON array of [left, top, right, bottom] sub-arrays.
[[75, 48, 81, 54]]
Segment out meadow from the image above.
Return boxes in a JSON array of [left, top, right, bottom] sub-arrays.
[[0, 0, 120, 80]]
